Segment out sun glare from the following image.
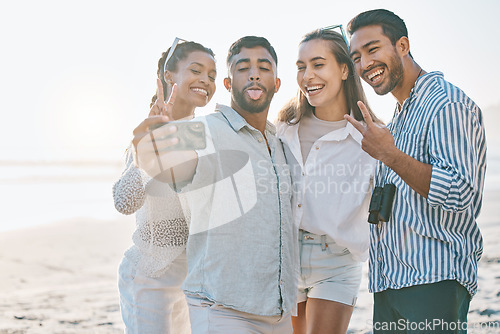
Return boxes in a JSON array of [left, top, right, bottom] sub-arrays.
[[42, 72, 132, 158]]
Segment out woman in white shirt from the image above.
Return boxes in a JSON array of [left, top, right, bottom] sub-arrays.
[[276, 28, 381, 334], [113, 40, 216, 334]]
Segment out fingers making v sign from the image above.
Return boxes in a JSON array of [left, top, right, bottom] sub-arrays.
[[344, 101, 396, 164], [131, 79, 181, 173], [149, 79, 178, 118]]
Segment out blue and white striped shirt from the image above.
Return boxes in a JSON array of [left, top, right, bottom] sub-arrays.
[[369, 71, 487, 296]]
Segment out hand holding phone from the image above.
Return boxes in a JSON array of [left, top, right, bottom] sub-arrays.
[[132, 78, 201, 183], [149, 120, 206, 151]]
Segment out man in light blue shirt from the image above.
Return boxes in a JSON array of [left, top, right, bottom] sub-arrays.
[[346, 9, 486, 333], [181, 36, 297, 333]]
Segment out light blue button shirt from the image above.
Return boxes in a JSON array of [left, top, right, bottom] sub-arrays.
[[181, 104, 299, 316]]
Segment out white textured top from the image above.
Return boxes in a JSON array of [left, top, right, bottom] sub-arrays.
[[113, 147, 190, 277], [277, 117, 375, 261]]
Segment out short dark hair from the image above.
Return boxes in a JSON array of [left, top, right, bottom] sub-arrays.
[[347, 9, 410, 52], [226, 36, 278, 67]]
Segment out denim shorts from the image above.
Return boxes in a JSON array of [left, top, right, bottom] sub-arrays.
[[118, 250, 190, 334], [297, 230, 362, 306]]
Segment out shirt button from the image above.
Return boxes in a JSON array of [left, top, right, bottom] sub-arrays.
[[258, 137, 263, 143], [302, 172, 305, 176], [315, 146, 319, 150], [298, 204, 302, 208], [378, 256, 382, 261], [280, 280, 283, 285]]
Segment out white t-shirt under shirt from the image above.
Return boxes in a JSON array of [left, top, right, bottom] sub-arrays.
[[277, 112, 376, 261], [298, 112, 348, 163]]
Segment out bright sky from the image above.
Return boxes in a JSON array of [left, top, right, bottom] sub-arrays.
[[2, 0, 499, 161]]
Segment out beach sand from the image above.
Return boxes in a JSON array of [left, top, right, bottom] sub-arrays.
[[1, 190, 499, 333], [0, 217, 134, 333]]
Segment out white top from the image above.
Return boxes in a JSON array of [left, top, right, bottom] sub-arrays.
[[298, 113, 348, 163], [277, 114, 375, 261], [113, 147, 190, 277]]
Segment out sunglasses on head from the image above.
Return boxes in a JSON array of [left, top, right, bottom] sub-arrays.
[[321, 24, 349, 51], [163, 37, 188, 74]]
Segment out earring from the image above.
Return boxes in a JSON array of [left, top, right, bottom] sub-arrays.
[[164, 72, 174, 85]]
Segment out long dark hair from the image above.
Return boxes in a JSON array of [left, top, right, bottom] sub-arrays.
[[278, 29, 381, 125], [150, 41, 215, 107]]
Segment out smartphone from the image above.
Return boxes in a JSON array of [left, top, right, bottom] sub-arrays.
[[149, 120, 206, 151]]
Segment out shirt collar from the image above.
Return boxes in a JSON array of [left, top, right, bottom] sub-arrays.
[[215, 103, 276, 135], [318, 119, 363, 145], [414, 71, 443, 97], [400, 71, 444, 109], [416, 71, 443, 89], [276, 112, 364, 146], [346, 120, 363, 145]]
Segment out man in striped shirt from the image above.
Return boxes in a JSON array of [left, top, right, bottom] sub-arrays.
[[345, 9, 487, 333]]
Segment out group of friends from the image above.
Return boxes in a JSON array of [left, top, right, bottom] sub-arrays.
[[112, 8, 487, 334]]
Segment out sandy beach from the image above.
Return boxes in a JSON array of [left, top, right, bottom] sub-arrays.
[[1, 188, 499, 334], [0, 217, 134, 333]]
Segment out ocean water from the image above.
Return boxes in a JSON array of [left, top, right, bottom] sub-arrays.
[[0, 159, 126, 232], [1, 149, 499, 233]]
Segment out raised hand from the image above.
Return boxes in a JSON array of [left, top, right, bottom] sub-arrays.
[[344, 101, 397, 165], [133, 81, 180, 177], [149, 79, 178, 118]]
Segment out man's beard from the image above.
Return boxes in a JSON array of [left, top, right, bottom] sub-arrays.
[[232, 85, 275, 114], [373, 51, 404, 96]]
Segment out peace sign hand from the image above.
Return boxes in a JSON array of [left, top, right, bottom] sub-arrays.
[[132, 82, 179, 173], [149, 79, 178, 118], [344, 101, 397, 164]]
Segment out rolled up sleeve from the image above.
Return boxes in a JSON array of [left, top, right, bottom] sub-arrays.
[[427, 102, 481, 212]]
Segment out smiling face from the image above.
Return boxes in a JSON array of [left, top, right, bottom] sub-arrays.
[[349, 25, 404, 96], [224, 46, 280, 114], [296, 39, 348, 110], [167, 50, 217, 113]]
